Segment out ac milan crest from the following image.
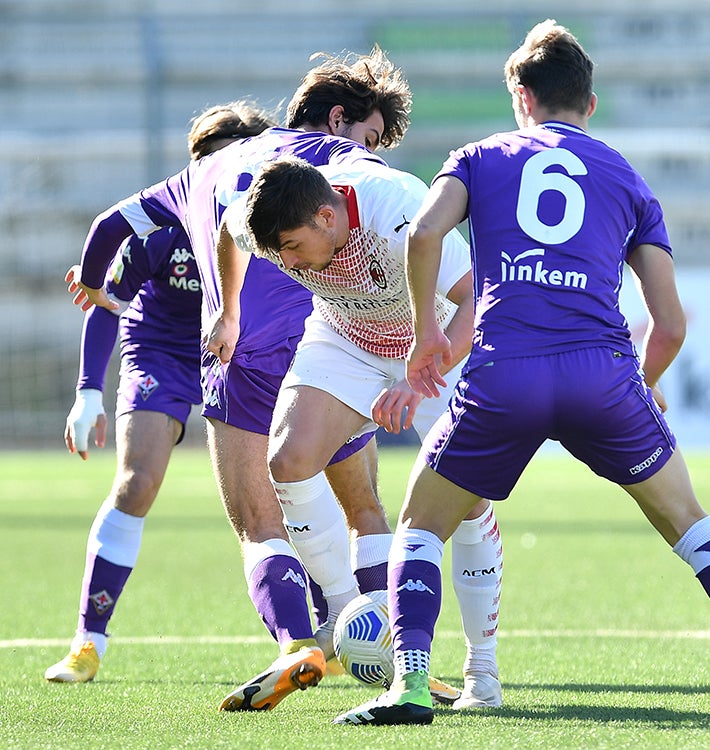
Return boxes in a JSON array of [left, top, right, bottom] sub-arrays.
[[369, 258, 387, 289]]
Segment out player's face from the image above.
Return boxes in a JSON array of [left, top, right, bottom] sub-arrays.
[[278, 220, 337, 272], [336, 110, 385, 152]]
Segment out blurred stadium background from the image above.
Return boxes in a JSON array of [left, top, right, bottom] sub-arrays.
[[1, 0, 709, 449]]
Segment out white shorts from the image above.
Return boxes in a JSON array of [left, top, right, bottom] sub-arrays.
[[281, 314, 460, 439]]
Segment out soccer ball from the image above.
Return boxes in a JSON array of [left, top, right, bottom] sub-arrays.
[[333, 590, 394, 688]]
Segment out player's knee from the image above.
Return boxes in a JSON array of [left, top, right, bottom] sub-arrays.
[[112, 468, 161, 515], [268, 443, 316, 483]]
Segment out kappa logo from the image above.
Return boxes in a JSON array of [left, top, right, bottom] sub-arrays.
[[282, 568, 306, 589], [396, 579, 435, 594], [170, 247, 195, 265], [629, 446, 663, 475], [89, 590, 114, 615], [137, 374, 160, 400]]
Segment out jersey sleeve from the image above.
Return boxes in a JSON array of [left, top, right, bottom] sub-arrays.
[[116, 172, 187, 237], [628, 182, 672, 258], [437, 227, 472, 297], [76, 306, 120, 392], [104, 227, 180, 302], [79, 210, 136, 289], [104, 236, 151, 303]]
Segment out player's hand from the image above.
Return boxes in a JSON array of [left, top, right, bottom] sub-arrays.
[[651, 383, 667, 413], [406, 329, 452, 398], [371, 380, 424, 433], [203, 311, 240, 365], [65, 265, 119, 312], [64, 388, 107, 460]]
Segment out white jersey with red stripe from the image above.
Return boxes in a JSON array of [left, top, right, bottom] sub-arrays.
[[272, 163, 471, 359]]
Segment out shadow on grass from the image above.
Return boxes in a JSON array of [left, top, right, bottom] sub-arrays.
[[326, 679, 710, 729], [467, 703, 710, 729], [506, 681, 710, 696], [442, 681, 710, 729]]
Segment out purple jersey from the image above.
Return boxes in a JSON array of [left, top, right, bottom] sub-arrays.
[[108, 127, 385, 355], [438, 121, 672, 367], [77, 226, 201, 415], [108, 227, 201, 363]]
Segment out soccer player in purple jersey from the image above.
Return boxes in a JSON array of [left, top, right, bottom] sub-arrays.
[[334, 19, 710, 726], [44, 102, 277, 684], [64, 47, 435, 712]]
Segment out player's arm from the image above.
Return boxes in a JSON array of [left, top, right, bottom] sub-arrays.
[[72, 208, 138, 312], [626, 243, 686, 410], [64, 306, 116, 460], [203, 208, 251, 364], [405, 175, 469, 397], [64, 259, 134, 459], [439, 271, 474, 376]]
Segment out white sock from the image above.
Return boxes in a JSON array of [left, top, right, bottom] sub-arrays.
[[72, 630, 108, 658], [242, 537, 301, 582], [673, 516, 710, 575], [273, 472, 358, 598], [87, 499, 145, 567], [451, 503, 502, 678], [351, 533, 392, 571]]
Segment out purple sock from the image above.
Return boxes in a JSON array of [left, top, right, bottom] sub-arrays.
[[78, 554, 132, 634], [697, 565, 710, 597], [355, 561, 388, 593], [248, 555, 314, 645], [308, 577, 328, 627], [388, 558, 441, 654]]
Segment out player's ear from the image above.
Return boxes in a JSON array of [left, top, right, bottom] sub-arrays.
[[316, 204, 337, 227], [328, 105, 345, 135]]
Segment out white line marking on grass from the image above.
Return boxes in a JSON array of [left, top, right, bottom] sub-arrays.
[[3, 629, 709, 649]]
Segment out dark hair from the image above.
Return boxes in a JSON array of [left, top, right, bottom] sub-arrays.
[[187, 100, 276, 160], [504, 19, 594, 115], [245, 156, 334, 257], [285, 45, 411, 149]]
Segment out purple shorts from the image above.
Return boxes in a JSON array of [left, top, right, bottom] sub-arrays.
[[200, 337, 374, 463], [424, 347, 676, 499], [116, 349, 201, 435]]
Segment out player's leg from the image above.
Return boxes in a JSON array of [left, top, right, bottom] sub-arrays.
[[325, 436, 392, 592], [621, 448, 710, 596], [450, 499, 503, 708], [268, 383, 370, 646], [203, 339, 359, 709], [268, 322, 411, 625], [333, 458, 482, 725], [205, 417, 326, 711], [45, 409, 181, 683], [559, 347, 710, 599], [411, 369, 503, 708]]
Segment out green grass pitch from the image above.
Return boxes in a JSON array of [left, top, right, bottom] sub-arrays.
[[1, 446, 708, 749]]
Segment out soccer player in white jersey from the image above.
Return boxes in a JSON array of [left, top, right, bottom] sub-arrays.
[[209, 155, 505, 710], [330, 20, 710, 725]]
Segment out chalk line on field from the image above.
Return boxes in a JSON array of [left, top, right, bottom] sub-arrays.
[[3, 629, 709, 648]]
